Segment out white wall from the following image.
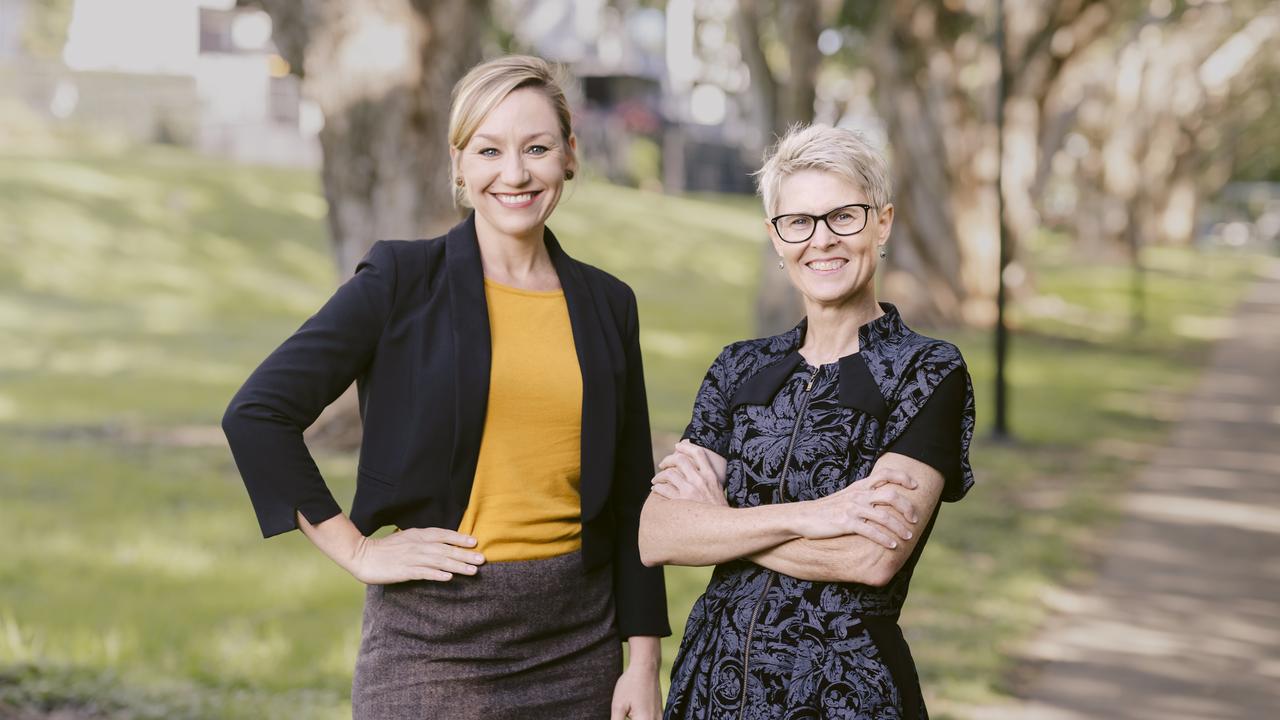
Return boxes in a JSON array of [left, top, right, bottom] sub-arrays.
[[63, 0, 200, 75]]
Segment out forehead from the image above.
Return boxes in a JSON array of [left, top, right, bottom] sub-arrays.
[[776, 169, 868, 214], [470, 87, 560, 141]]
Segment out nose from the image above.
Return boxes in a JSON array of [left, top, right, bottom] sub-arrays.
[[809, 221, 839, 249], [501, 153, 530, 186]]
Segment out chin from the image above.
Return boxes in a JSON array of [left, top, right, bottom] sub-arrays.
[[480, 208, 547, 237], [798, 281, 859, 306]]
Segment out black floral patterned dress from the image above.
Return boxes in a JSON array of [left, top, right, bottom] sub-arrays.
[[664, 304, 975, 720]]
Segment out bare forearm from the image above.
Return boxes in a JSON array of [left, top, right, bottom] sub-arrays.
[[296, 510, 364, 576], [751, 453, 947, 585], [749, 535, 893, 585], [626, 635, 661, 671], [638, 495, 806, 567]]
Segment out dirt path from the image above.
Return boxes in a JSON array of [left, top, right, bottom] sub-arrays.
[[972, 261, 1280, 720]]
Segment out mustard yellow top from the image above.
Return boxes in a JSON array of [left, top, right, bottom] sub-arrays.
[[456, 279, 583, 561]]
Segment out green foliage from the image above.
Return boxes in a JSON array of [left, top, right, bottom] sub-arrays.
[[0, 135, 1262, 716]]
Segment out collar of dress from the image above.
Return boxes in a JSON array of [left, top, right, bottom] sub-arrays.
[[728, 302, 909, 422]]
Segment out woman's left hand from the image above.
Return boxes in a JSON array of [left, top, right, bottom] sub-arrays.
[[650, 440, 728, 506], [611, 659, 662, 720]]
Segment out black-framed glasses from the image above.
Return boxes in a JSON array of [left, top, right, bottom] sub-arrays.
[[770, 203, 873, 243]]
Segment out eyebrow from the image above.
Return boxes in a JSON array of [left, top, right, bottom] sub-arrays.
[[473, 132, 556, 144], [775, 203, 865, 216]]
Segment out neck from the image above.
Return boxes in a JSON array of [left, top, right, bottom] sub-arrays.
[[798, 291, 883, 365], [473, 214, 556, 287]]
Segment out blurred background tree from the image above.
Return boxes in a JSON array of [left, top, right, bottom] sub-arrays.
[[2, 1, 1278, 716], [240, 0, 489, 276]]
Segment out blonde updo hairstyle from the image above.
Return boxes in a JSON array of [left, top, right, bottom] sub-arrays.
[[448, 55, 576, 208], [754, 124, 892, 218]]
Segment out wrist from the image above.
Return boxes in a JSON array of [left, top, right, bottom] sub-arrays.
[[625, 636, 661, 672], [775, 500, 817, 539], [342, 535, 367, 576]]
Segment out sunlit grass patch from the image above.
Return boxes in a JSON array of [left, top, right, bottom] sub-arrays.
[[0, 135, 1266, 715]]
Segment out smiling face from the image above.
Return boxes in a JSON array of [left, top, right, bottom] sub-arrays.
[[769, 169, 894, 308], [452, 86, 577, 243]]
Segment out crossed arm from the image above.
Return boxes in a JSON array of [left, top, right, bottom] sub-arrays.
[[637, 441, 944, 586]]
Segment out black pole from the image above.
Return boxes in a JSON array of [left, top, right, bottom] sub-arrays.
[[993, 0, 1012, 440]]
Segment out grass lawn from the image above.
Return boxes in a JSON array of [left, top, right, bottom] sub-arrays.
[[0, 133, 1263, 718]]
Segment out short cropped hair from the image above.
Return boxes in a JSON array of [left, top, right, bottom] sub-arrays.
[[448, 55, 575, 207], [754, 124, 892, 216]]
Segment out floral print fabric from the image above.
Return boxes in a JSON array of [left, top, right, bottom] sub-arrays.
[[665, 304, 974, 720]]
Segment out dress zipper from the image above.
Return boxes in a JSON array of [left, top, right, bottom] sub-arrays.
[[738, 365, 820, 719]]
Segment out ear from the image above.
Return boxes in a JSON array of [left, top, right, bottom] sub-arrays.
[[449, 146, 461, 182], [876, 203, 895, 247], [765, 218, 786, 259], [566, 133, 579, 174]]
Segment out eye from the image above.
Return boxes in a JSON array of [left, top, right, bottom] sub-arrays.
[[788, 216, 812, 228], [526, 145, 550, 156], [478, 147, 499, 158], [833, 212, 854, 223]]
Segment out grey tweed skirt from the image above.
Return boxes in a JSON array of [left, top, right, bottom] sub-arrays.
[[351, 550, 622, 719]]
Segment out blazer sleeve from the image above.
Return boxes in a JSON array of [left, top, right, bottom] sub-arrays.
[[222, 241, 397, 538], [611, 289, 672, 638]]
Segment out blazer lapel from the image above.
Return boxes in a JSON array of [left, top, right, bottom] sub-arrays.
[[545, 228, 617, 521], [444, 213, 492, 517]]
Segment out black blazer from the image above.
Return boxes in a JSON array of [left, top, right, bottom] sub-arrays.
[[222, 213, 670, 637]]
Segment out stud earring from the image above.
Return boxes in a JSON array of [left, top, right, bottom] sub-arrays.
[[564, 169, 575, 181], [878, 247, 887, 259], [455, 178, 465, 188], [777, 258, 784, 270]]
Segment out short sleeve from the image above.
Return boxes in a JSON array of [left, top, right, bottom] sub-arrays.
[[884, 368, 973, 502], [681, 347, 733, 457]]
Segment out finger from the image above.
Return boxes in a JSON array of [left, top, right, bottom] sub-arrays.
[[651, 469, 682, 486], [439, 544, 486, 565], [864, 507, 913, 540], [413, 567, 453, 582], [852, 518, 899, 548], [417, 527, 478, 547], [685, 444, 721, 480], [670, 453, 711, 485], [872, 487, 918, 522], [661, 472, 698, 496], [657, 453, 680, 470], [422, 555, 480, 575], [871, 467, 917, 490], [651, 483, 680, 499], [674, 442, 708, 472], [610, 702, 627, 720]]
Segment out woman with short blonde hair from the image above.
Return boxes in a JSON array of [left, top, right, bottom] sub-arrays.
[[224, 54, 668, 719], [641, 123, 975, 719]]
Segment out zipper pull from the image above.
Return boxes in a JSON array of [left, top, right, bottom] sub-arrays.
[[805, 366, 819, 391]]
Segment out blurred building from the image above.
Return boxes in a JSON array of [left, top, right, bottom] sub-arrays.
[[505, 0, 757, 194], [0, 0, 26, 61], [0, 0, 318, 167]]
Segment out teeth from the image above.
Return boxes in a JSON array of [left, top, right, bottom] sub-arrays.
[[496, 193, 534, 204], [807, 259, 847, 271]]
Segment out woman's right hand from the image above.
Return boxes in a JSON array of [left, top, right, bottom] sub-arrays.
[[651, 439, 729, 506], [792, 468, 921, 547], [347, 527, 486, 584]]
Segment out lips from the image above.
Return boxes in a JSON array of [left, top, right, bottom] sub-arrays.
[[492, 191, 542, 208]]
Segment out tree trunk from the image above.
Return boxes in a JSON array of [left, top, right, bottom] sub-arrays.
[[739, 0, 825, 336], [256, 0, 486, 276], [251, 0, 488, 449]]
